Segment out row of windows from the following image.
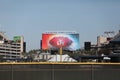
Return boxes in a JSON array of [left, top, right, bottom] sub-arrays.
[[0, 48, 20, 51], [0, 53, 20, 55], [0, 44, 20, 47], [1, 54, 21, 58], [0, 51, 21, 54]]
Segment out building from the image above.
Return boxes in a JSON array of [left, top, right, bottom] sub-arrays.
[[97, 31, 116, 47], [110, 30, 120, 54], [110, 30, 120, 44], [84, 42, 91, 50], [0, 32, 26, 59], [97, 36, 107, 47]]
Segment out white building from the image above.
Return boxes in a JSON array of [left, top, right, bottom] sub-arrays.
[[0, 32, 26, 59]]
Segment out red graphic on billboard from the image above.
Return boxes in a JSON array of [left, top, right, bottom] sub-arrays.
[[49, 37, 72, 48]]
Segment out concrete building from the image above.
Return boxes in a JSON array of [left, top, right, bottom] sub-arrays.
[[97, 36, 108, 47], [0, 32, 26, 59]]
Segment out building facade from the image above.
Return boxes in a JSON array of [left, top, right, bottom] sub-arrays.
[[0, 32, 26, 59], [97, 36, 107, 47]]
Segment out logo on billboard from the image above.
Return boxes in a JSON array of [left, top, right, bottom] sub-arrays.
[[57, 39, 64, 46], [49, 37, 72, 48]]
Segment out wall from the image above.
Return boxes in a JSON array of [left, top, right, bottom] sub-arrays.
[[0, 63, 120, 80]]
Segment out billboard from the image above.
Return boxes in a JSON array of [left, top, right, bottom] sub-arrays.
[[42, 33, 80, 51], [13, 36, 21, 42]]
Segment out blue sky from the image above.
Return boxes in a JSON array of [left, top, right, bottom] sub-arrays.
[[0, 0, 120, 51]]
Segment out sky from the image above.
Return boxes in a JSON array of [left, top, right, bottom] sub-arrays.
[[0, 0, 120, 51]]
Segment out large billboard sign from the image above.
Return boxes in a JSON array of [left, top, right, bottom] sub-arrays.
[[42, 33, 80, 51]]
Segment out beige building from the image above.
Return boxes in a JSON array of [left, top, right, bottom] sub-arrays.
[[0, 32, 26, 59], [97, 36, 107, 47]]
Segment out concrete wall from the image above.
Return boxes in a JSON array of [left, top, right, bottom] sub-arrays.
[[0, 63, 120, 80]]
